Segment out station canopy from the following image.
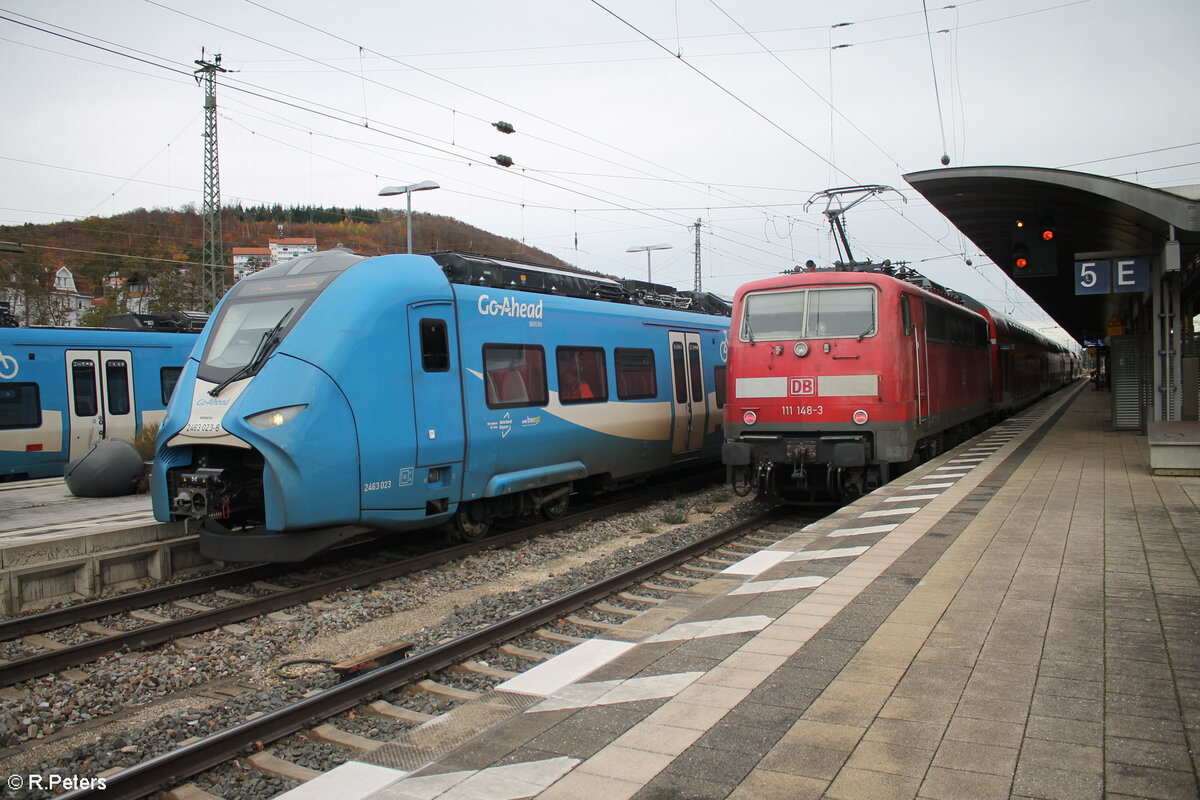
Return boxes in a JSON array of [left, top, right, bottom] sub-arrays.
[[903, 166, 1200, 343]]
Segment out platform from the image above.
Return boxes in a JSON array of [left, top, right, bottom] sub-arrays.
[[0, 479, 197, 615], [273, 382, 1198, 799]]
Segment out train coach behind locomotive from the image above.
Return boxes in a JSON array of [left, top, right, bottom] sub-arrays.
[[721, 266, 1072, 500], [152, 249, 730, 562]]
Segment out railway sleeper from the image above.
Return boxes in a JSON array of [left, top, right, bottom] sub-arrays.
[[564, 614, 623, 632], [307, 722, 384, 752], [593, 601, 642, 617], [618, 591, 665, 605], [499, 643, 554, 662], [416, 678, 480, 701], [534, 629, 586, 645], [245, 751, 322, 782], [453, 660, 520, 680], [162, 783, 223, 800], [367, 699, 435, 724]]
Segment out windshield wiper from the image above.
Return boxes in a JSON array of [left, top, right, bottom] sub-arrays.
[[208, 307, 295, 397], [856, 315, 876, 342]]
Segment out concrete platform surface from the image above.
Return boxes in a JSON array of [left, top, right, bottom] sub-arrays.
[[274, 383, 1200, 799]]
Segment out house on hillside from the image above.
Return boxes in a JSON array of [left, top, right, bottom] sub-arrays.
[[104, 272, 151, 315], [231, 238, 317, 282], [232, 246, 271, 280], [1, 266, 95, 326], [269, 237, 316, 266]]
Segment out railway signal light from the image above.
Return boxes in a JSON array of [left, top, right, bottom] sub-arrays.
[[1010, 216, 1056, 278]]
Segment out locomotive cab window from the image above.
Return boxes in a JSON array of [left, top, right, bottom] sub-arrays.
[[740, 286, 875, 341], [483, 344, 547, 409], [615, 348, 657, 400], [0, 383, 40, 429], [556, 346, 607, 404], [419, 319, 450, 372], [807, 287, 875, 338]]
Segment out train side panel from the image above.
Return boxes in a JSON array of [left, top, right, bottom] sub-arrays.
[[452, 284, 727, 507], [0, 328, 195, 479]]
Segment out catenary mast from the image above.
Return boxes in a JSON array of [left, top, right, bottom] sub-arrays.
[[195, 50, 227, 311]]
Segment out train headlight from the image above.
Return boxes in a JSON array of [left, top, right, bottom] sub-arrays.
[[743, 410, 757, 425], [852, 409, 869, 425], [246, 404, 308, 430], [793, 341, 809, 357]]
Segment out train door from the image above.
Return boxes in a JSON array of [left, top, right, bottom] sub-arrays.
[[65, 349, 136, 461], [408, 303, 465, 467], [902, 295, 930, 426], [668, 331, 707, 454]]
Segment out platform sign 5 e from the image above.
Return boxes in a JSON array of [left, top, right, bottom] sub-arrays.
[[1076, 258, 1150, 295], [789, 377, 815, 397]]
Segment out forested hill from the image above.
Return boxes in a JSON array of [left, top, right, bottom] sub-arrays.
[[0, 204, 572, 321]]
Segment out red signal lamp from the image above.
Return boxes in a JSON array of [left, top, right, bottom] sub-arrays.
[[1013, 242, 1030, 270]]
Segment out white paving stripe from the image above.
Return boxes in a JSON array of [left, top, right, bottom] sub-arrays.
[[902, 482, 953, 490], [729, 575, 827, 596], [948, 457, 986, 463], [275, 761, 407, 800], [497, 639, 634, 697], [785, 545, 870, 562], [935, 465, 973, 471], [376, 756, 579, 800], [858, 507, 921, 517], [883, 493, 939, 502], [719, 550, 793, 576], [529, 672, 704, 713], [645, 614, 774, 643], [827, 523, 898, 538]]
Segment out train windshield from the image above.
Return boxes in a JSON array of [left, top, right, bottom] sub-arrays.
[[741, 286, 875, 341], [197, 279, 327, 384]]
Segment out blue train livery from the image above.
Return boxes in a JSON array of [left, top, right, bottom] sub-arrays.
[[152, 250, 731, 562], [0, 327, 198, 479]]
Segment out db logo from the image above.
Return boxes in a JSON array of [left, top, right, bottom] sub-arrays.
[[789, 377, 815, 397]]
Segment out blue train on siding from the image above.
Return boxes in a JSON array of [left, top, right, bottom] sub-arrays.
[[0, 327, 198, 479], [152, 250, 731, 562]]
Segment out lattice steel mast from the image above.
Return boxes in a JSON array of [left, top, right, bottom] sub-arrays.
[[195, 50, 227, 311], [693, 218, 702, 292]]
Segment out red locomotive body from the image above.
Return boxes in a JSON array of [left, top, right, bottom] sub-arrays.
[[722, 268, 1069, 500]]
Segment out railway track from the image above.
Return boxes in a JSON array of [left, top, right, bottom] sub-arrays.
[[56, 502, 801, 800], [0, 473, 721, 687]]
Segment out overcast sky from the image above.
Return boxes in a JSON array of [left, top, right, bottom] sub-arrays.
[[2, 0, 1197, 342]]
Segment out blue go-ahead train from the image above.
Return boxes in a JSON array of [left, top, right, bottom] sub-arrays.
[[152, 250, 731, 562], [1, 327, 197, 479]]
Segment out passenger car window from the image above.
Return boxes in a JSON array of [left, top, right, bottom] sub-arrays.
[[557, 346, 607, 403], [0, 383, 40, 429], [161, 367, 183, 405], [615, 348, 656, 400], [483, 344, 547, 409], [71, 359, 97, 417], [106, 359, 130, 415]]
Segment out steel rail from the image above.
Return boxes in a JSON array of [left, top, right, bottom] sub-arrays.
[[0, 481, 711, 687], [60, 504, 784, 800]]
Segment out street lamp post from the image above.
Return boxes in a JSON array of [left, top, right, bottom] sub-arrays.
[[378, 180, 440, 254], [626, 243, 672, 282]]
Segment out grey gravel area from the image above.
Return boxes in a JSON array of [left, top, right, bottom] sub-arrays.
[[0, 487, 768, 799]]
